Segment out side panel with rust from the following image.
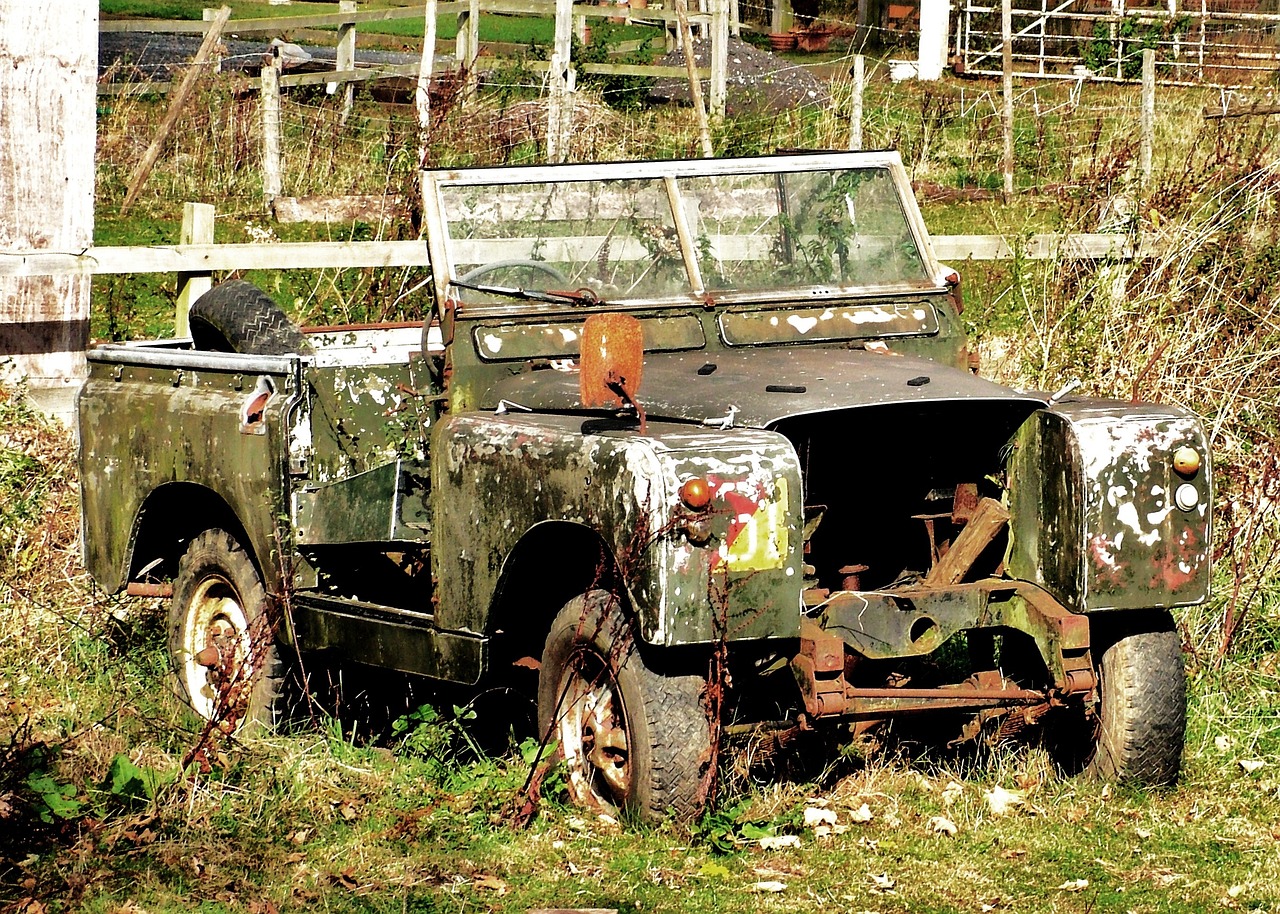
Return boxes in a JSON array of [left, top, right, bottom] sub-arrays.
[[79, 356, 299, 594], [1007, 400, 1212, 611], [430, 413, 803, 646]]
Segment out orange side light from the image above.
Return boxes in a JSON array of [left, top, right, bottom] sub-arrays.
[[679, 477, 712, 511]]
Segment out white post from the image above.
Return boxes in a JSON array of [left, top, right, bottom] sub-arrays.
[[0, 0, 96, 414], [417, 0, 437, 170], [548, 0, 574, 162], [729, 0, 740, 38], [261, 52, 282, 208], [176, 203, 215, 338], [334, 0, 356, 122], [849, 54, 865, 150], [917, 0, 949, 80], [710, 0, 728, 120], [1140, 48, 1154, 186]]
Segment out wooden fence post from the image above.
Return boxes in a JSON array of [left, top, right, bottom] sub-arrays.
[[175, 203, 215, 337], [1001, 0, 1014, 204], [261, 50, 283, 209], [710, 0, 728, 120], [674, 0, 714, 156], [122, 5, 231, 215], [729, 0, 740, 38], [849, 54, 864, 150], [772, 0, 793, 34], [202, 8, 223, 73], [1141, 48, 1155, 187], [334, 0, 356, 122], [456, 0, 480, 97], [548, 0, 574, 162], [417, 0, 437, 171]]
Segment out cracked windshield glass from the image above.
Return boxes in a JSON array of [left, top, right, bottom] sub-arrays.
[[440, 166, 930, 304]]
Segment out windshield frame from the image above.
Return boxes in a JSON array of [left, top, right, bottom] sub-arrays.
[[422, 151, 946, 316]]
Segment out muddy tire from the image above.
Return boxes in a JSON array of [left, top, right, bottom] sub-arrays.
[[537, 590, 712, 822], [188, 280, 309, 355], [1051, 613, 1185, 785], [169, 529, 285, 734]]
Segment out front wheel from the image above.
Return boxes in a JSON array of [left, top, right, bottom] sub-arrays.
[[168, 529, 285, 733], [537, 590, 712, 822], [1050, 612, 1186, 785]]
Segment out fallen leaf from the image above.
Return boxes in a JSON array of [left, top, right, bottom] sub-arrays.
[[1134, 825, 1152, 839], [1239, 759, 1265, 773], [752, 880, 787, 893], [984, 786, 1024, 816], [927, 815, 958, 837], [804, 807, 838, 828], [1215, 735, 1232, 751], [941, 781, 964, 806], [1100, 783, 1111, 800], [698, 861, 730, 879], [1058, 879, 1089, 892], [848, 803, 874, 823], [1227, 885, 1244, 898], [869, 872, 896, 893], [981, 899, 1002, 912], [472, 874, 508, 894], [758, 835, 801, 851], [289, 829, 310, 845]]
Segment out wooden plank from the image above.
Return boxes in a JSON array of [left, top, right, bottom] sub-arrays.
[[121, 6, 232, 214], [272, 194, 412, 224], [0, 233, 1168, 279], [924, 497, 1009, 587]]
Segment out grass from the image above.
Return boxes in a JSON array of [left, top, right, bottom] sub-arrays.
[[11, 9, 1280, 910]]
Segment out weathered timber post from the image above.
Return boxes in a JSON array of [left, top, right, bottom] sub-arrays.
[[1001, 0, 1014, 204], [175, 203, 216, 338], [417, 0, 438, 212], [548, 0, 575, 162], [710, 0, 729, 120], [0, 0, 97, 416], [334, 0, 357, 122], [675, 0, 714, 157], [122, 6, 232, 215], [456, 0, 480, 97], [849, 54, 865, 150], [262, 50, 283, 209], [772, 0, 793, 34], [1140, 48, 1155, 187]]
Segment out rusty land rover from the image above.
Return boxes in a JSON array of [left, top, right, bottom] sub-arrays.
[[79, 152, 1211, 821]]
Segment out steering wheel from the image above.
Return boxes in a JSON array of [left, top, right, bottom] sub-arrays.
[[458, 260, 570, 287]]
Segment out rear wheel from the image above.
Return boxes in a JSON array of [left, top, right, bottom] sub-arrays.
[[168, 529, 285, 733], [188, 280, 309, 355], [537, 590, 712, 822], [1050, 612, 1185, 785]]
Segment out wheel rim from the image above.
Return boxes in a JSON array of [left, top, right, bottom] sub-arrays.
[[179, 574, 254, 722], [555, 649, 631, 814]]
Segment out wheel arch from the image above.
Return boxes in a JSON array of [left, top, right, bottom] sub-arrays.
[[127, 482, 261, 588], [485, 520, 628, 666]]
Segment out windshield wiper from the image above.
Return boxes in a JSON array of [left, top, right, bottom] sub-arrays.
[[449, 279, 602, 307]]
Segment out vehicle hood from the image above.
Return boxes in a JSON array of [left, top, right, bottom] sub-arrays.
[[490, 347, 1049, 429]]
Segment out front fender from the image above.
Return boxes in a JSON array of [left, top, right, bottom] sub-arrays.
[[1006, 399, 1212, 612], [430, 413, 804, 646]]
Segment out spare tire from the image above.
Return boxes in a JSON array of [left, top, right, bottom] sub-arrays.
[[188, 280, 310, 355]]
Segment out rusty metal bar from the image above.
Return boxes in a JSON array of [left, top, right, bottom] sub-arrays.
[[127, 582, 174, 597]]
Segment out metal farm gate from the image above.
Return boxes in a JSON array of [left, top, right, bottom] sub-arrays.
[[956, 0, 1280, 85]]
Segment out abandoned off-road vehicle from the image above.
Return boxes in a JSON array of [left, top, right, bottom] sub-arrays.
[[80, 152, 1211, 821]]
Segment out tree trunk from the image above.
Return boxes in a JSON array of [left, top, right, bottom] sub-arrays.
[[0, 0, 98, 405]]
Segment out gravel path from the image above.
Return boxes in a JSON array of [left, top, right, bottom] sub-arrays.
[[648, 37, 833, 115]]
